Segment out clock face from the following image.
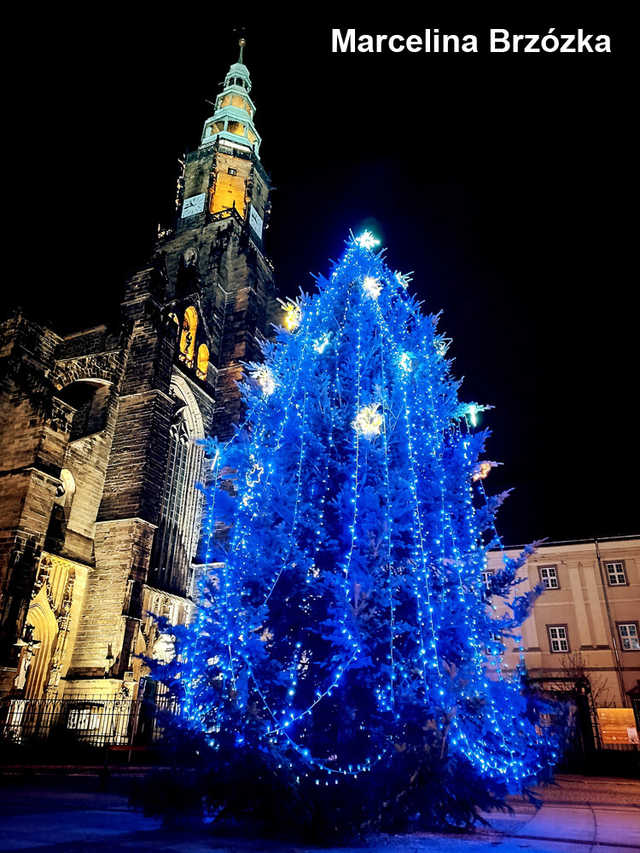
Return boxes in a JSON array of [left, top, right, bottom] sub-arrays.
[[181, 193, 206, 218], [249, 204, 264, 239]]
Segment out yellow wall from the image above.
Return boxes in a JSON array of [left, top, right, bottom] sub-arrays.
[[209, 169, 246, 216]]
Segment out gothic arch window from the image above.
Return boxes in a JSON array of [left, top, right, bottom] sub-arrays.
[[150, 377, 205, 595], [196, 344, 209, 381], [179, 306, 198, 367]]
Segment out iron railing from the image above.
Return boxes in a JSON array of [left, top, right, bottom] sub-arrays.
[[0, 693, 178, 750]]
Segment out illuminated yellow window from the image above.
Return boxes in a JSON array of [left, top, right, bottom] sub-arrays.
[[231, 95, 246, 109], [247, 129, 257, 144], [179, 306, 198, 366], [221, 94, 232, 108], [196, 344, 210, 380], [227, 121, 245, 136]]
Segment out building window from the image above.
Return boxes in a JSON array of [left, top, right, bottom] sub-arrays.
[[605, 560, 627, 586], [196, 344, 209, 381], [617, 622, 640, 651], [547, 625, 569, 653], [481, 570, 493, 589], [179, 306, 198, 367], [539, 565, 560, 590], [151, 398, 204, 595], [228, 167, 237, 176]]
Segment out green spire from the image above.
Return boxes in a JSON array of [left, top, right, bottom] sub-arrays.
[[200, 39, 262, 157]]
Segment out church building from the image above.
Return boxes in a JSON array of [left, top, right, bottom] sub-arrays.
[[0, 42, 279, 710]]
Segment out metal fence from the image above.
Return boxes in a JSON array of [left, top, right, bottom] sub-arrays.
[[0, 693, 178, 750]]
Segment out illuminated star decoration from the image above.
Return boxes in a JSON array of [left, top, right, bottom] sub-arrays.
[[472, 461, 496, 482], [281, 299, 302, 332], [463, 402, 490, 428], [354, 229, 380, 250], [250, 364, 276, 396], [362, 276, 382, 300], [352, 402, 384, 437], [246, 461, 264, 487]]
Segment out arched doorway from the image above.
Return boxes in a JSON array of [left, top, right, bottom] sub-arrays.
[[23, 588, 59, 700]]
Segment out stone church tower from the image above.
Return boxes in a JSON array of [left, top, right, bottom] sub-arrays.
[[0, 42, 278, 706]]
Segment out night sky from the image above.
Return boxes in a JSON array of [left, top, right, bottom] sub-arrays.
[[7, 16, 636, 546]]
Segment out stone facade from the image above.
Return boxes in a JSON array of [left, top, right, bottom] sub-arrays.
[[487, 536, 640, 743], [0, 48, 279, 705]]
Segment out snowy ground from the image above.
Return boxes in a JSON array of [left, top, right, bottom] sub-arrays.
[[0, 774, 638, 852]]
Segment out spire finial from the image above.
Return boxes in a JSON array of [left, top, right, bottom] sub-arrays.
[[238, 37, 246, 64]]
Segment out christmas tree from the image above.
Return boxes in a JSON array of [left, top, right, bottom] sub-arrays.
[[153, 231, 558, 836]]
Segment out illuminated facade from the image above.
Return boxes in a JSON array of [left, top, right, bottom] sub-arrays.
[[487, 536, 640, 746], [0, 42, 279, 710]]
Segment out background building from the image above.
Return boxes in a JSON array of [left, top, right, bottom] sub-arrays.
[[487, 536, 640, 747], [0, 45, 279, 711]]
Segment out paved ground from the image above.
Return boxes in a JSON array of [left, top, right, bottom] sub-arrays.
[[0, 774, 638, 851]]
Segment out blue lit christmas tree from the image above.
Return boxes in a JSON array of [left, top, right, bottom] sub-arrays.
[[155, 232, 558, 835]]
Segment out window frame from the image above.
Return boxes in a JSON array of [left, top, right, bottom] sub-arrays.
[[547, 624, 570, 654], [481, 569, 493, 590], [616, 621, 640, 652], [539, 564, 560, 590], [604, 560, 628, 587]]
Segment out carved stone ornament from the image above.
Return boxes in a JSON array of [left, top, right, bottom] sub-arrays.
[[183, 246, 199, 268]]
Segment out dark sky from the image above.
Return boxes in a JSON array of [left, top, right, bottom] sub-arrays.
[[6, 15, 637, 545]]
